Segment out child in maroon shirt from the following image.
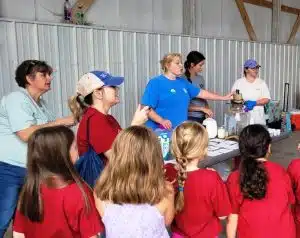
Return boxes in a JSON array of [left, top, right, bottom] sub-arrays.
[[226, 124, 295, 238], [170, 121, 231, 238], [13, 126, 103, 238]]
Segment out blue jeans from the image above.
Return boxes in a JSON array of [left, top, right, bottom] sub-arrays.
[[0, 162, 26, 238]]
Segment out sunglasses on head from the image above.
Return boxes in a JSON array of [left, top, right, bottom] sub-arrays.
[[25, 60, 39, 75]]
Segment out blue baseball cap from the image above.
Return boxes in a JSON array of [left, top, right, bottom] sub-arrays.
[[244, 59, 261, 69], [77, 71, 124, 97]]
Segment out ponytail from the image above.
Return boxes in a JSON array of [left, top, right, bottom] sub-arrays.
[[68, 94, 93, 122], [240, 157, 268, 199], [184, 61, 192, 83], [238, 124, 271, 200], [175, 156, 188, 212], [171, 121, 208, 213]]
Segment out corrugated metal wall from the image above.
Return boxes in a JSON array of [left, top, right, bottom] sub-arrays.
[[1, 19, 299, 127]]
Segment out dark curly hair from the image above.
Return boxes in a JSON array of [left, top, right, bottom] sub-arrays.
[[15, 60, 53, 88], [239, 124, 271, 200], [184, 51, 205, 83]]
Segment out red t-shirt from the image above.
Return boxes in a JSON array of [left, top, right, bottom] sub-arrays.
[[13, 183, 104, 238], [288, 159, 300, 237], [77, 107, 121, 156], [227, 161, 295, 238], [171, 168, 231, 238]]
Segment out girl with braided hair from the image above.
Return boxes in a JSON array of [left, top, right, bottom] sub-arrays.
[[170, 121, 231, 238], [226, 124, 295, 238]]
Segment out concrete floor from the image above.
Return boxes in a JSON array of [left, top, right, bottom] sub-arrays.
[[4, 132, 300, 238], [269, 131, 300, 168]]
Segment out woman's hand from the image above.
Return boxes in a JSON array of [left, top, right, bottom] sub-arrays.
[[131, 104, 149, 126], [202, 108, 213, 117], [160, 119, 172, 130], [223, 92, 233, 101]]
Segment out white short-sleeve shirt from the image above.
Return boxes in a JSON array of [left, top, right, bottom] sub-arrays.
[[232, 77, 271, 125]]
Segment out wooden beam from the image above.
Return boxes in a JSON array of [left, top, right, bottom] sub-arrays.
[[183, 0, 196, 35], [243, 0, 272, 8], [235, 0, 257, 41], [287, 14, 300, 44], [243, 0, 300, 15], [272, 0, 281, 42], [281, 5, 300, 15]]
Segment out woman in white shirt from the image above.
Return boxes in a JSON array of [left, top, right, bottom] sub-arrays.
[[232, 59, 271, 125]]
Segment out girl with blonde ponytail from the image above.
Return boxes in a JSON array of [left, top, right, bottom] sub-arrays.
[[171, 121, 231, 238]]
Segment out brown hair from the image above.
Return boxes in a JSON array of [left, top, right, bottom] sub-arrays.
[[94, 126, 167, 204], [15, 60, 53, 88], [160, 53, 182, 73], [18, 126, 91, 222], [68, 94, 93, 122], [171, 121, 208, 213]]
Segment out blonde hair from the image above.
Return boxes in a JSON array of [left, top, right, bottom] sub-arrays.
[[171, 121, 209, 213], [160, 53, 182, 73], [94, 126, 167, 204], [68, 94, 93, 122]]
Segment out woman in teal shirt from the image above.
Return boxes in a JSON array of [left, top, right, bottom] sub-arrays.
[[0, 60, 74, 237]]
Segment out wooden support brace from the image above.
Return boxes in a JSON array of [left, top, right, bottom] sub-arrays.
[[287, 14, 300, 44], [235, 0, 257, 41], [243, 0, 300, 15], [243, 0, 272, 8]]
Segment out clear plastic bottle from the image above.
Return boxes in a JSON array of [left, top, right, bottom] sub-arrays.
[[64, 0, 72, 23]]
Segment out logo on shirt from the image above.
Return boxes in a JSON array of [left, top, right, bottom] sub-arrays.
[[183, 88, 188, 94], [170, 89, 176, 94]]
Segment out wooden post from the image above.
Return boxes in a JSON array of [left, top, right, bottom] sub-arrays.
[[272, 0, 281, 43], [235, 0, 257, 41], [287, 14, 300, 44], [183, 0, 196, 35]]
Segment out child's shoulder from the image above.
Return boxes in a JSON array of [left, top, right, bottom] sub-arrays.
[[287, 159, 300, 175], [288, 159, 300, 169], [264, 161, 286, 173], [63, 183, 93, 205], [190, 168, 222, 183]]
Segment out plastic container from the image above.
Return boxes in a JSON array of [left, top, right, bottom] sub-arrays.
[[63, 0, 72, 23], [217, 127, 226, 139], [154, 128, 172, 161], [291, 114, 300, 131]]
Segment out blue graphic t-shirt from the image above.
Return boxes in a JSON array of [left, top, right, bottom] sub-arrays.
[[141, 74, 200, 130]]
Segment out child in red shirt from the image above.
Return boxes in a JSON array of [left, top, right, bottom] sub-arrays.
[[226, 124, 295, 238], [13, 126, 103, 238], [287, 142, 300, 238], [69, 71, 149, 159], [170, 121, 231, 238]]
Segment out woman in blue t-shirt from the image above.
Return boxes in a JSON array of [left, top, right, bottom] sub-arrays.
[[142, 53, 232, 130], [184, 51, 213, 124]]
